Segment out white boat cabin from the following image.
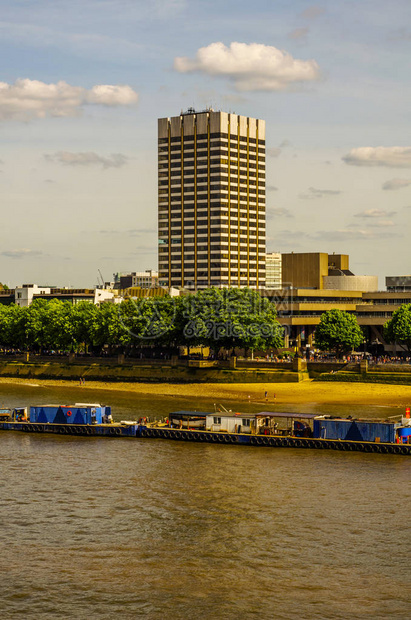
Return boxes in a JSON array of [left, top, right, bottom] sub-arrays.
[[206, 414, 258, 434]]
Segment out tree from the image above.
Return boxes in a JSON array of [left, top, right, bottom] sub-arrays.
[[25, 299, 75, 351], [88, 301, 132, 352], [0, 304, 27, 348], [384, 304, 411, 351], [175, 287, 283, 355], [71, 302, 99, 352], [314, 309, 363, 357]]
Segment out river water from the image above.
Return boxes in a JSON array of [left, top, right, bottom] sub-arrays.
[[1, 383, 410, 619]]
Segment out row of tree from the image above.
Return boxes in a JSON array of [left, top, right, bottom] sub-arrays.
[[0, 290, 410, 355], [0, 288, 284, 354]]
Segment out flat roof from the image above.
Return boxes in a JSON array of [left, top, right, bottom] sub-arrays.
[[257, 412, 318, 419], [170, 411, 213, 417], [33, 403, 102, 408], [208, 411, 318, 420], [170, 410, 318, 420]]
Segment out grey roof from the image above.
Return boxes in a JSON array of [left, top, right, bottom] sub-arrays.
[[256, 412, 318, 419]]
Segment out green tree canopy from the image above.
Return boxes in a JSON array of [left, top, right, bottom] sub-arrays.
[[0, 304, 27, 348], [25, 299, 75, 351], [383, 304, 411, 351], [0, 289, 284, 355], [175, 287, 283, 354], [315, 309, 363, 357]]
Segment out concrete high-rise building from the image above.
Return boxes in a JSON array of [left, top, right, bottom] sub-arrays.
[[158, 109, 266, 289], [265, 252, 282, 289]]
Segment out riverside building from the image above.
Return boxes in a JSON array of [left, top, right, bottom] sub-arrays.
[[158, 109, 266, 290], [265, 252, 282, 289]]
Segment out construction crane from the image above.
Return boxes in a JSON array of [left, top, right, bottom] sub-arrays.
[[97, 269, 105, 288]]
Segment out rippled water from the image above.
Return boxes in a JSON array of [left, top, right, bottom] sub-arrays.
[[1, 384, 410, 619]]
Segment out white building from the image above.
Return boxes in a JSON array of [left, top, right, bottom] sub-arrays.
[[15, 284, 51, 307], [14, 284, 116, 306]]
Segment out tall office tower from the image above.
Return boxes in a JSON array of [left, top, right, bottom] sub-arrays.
[[158, 109, 266, 290]]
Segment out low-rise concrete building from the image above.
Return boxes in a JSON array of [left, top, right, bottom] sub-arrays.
[[263, 287, 411, 352], [386, 276, 411, 292], [10, 285, 117, 307], [15, 284, 51, 307], [115, 270, 159, 290], [282, 252, 377, 291]]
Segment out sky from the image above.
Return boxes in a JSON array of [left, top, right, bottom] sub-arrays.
[[0, 0, 411, 288]]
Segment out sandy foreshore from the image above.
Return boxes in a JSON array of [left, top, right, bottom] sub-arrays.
[[1, 376, 411, 407]]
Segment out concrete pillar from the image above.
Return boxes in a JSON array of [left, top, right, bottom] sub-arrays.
[[117, 353, 125, 365], [229, 356, 237, 369], [171, 355, 178, 367], [360, 359, 368, 374], [68, 352, 75, 363], [293, 357, 307, 372]]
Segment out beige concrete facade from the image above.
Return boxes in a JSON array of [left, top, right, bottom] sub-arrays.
[[158, 109, 266, 289], [263, 287, 411, 351], [323, 275, 378, 291], [282, 252, 330, 289]]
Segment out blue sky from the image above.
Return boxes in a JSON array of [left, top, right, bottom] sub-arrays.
[[0, 0, 410, 286]]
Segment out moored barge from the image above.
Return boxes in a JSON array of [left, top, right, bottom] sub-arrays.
[[137, 409, 411, 455], [0, 404, 138, 437], [1, 405, 411, 455]]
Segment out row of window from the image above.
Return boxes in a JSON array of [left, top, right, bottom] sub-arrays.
[[161, 142, 265, 152], [159, 162, 265, 175], [162, 152, 265, 162], [159, 134, 265, 144]]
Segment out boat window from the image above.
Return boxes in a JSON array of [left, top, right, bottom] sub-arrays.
[[213, 417, 221, 424], [242, 419, 251, 426]]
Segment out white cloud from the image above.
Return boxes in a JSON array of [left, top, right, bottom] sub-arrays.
[[382, 178, 411, 190], [369, 220, 395, 227], [44, 152, 130, 169], [310, 229, 398, 241], [174, 42, 320, 91], [0, 249, 44, 259], [342, 147, 411, 168], [354, 209, 397, 218], [0, 79, 138, 121], [86, 84, 138, 106], [299, 187, 342, 199], [267, 208, 293, 218], [350, 220, 395, 228]]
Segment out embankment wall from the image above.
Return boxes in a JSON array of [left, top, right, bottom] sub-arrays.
[[0, 361, 303, 384]]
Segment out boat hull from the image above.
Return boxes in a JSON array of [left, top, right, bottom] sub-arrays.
[[137, 426, 411, 455], [2, 422, 410, 454], [0, 421, 137, 437]]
